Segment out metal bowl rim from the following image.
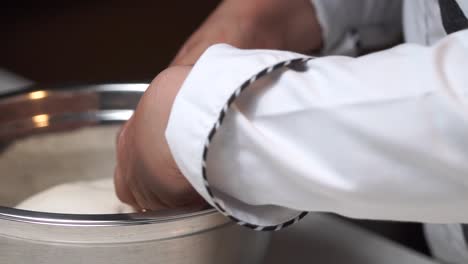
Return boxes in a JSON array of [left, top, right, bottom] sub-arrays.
[[0, 83, 219, 226]]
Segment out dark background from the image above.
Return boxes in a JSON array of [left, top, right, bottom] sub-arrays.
[[0, 1, 219, 83], [0, 1, 429, 256]]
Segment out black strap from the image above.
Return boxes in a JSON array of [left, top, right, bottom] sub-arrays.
[[438, 0, 468, 34], [463, 224, 468, 243]]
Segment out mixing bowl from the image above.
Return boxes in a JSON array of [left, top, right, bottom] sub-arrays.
[[0, 84, 270, 264]]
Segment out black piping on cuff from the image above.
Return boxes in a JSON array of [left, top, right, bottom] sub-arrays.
[[200, 57, 314, 231]]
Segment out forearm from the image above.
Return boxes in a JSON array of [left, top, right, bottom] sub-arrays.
[[167, 30, 468, 227], [224, 0, 323, 53], [172, 0, 323, 66], [216, 31, 468, 222]]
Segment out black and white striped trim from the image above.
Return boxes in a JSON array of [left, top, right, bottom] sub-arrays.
[[201, 57, 313, 231]]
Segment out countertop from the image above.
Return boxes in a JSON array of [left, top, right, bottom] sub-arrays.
[[266, 213, 437, 263]]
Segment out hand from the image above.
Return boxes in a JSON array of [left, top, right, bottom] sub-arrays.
[[114, 66, 206, 211], [114, 0, 323, 211], [171, 0, 322, 66]]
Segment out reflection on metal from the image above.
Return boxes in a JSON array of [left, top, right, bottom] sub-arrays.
[[0, 84, 271, 263], [28, 91, 47, 100], [32, 114, 49, 128]]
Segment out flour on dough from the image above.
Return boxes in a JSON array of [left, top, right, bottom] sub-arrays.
[[16, 178, 135, 214]]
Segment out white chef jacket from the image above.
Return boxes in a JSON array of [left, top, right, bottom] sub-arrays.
[[166, 0, 468, 259]]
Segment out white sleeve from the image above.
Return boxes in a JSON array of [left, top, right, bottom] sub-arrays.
[[0, 69, 32, 94], [312, 0, 403, 55], [166, 29, 468, 230]]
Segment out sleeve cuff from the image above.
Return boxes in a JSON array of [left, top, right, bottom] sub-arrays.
[[165, 44, 309, 230]]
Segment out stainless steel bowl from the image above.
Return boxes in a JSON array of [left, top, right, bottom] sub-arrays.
[[0, 84, 270, 264]]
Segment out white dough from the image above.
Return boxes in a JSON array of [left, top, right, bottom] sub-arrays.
[[16, 178, 134, 214]]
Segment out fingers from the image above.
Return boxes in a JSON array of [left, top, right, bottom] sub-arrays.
[[113, 165, 136, 207], [114, 117, 138, 208], [114, 117, 169, 211], [114, 67, 205, 212]]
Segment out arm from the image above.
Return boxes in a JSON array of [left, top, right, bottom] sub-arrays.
[[171, 0, 322, 66], [166, 29, 468, 228], [171, 0, 403, 66]]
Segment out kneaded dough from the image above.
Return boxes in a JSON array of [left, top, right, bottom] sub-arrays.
[[16, 178, 135, 214]]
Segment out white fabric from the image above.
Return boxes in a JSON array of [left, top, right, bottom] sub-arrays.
[[312, 0, 403, 55], [169, 29, 468, 224], [166, 47, 310, 225], [424, 223, 468, 263], [312, 2, 468, 263], [16, 178, 134, 214], [312, 0, 468, 54], [165, 0, 468, 261]]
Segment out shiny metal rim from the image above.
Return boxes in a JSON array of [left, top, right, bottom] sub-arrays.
[[0, 206, 218, 226], [0, 83, 218, 226]]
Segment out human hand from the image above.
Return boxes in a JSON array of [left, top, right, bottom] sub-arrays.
[[114, 66, 206, 211], [114, 0, 323, 211], [171, 0, 322, 66]]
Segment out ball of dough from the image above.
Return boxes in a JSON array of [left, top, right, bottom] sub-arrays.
[[16, 178, 135, 214]]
